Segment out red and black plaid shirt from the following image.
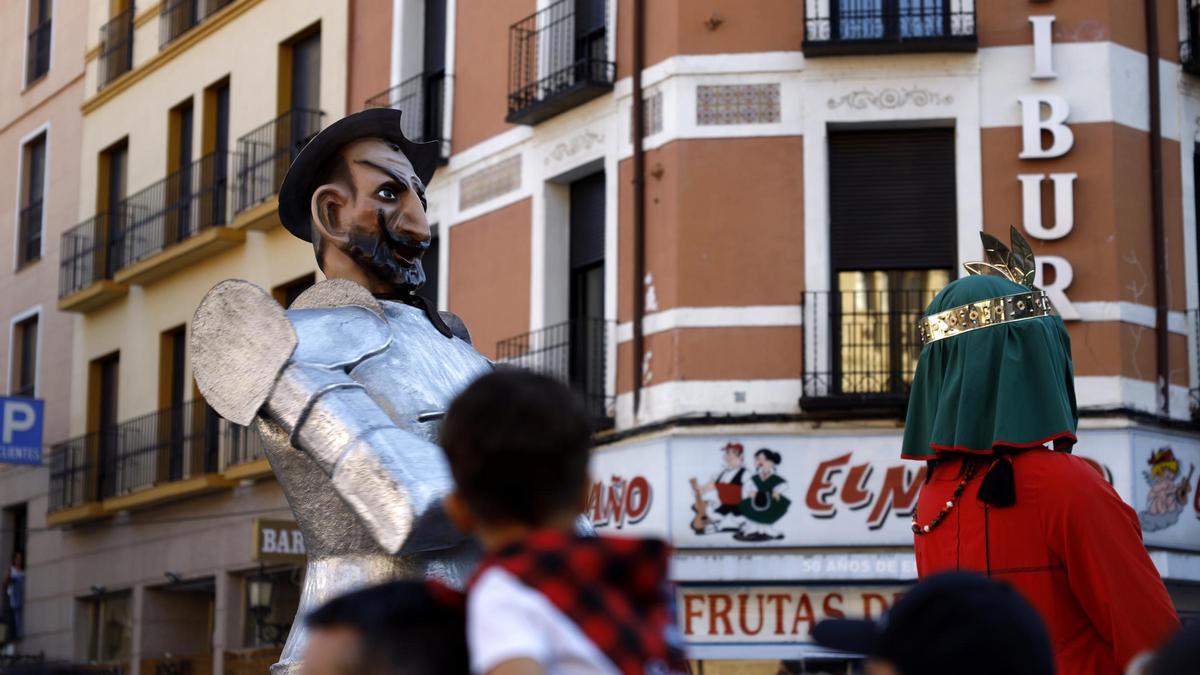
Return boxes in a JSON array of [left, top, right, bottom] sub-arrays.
[[470, 531, 688, 675]]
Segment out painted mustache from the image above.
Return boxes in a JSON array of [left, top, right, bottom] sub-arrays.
[[342, 208, 429, 291]]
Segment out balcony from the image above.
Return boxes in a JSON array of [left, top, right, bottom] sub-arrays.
[[365, 69, 449, 157], [803, 0, 976, 56], [58, 214, 129, 311], [26, 19, 51, 84], [506, 0, 615, 125], [233, 109, 325, 229], [46, 402, 267, 526], [110, 152, 244, 286], [58, 154, 245, 310], [160, 0, 235, 49], [99, 6, 135, 90], [800, 289, 934, 412], [496, 318, 614, 428]]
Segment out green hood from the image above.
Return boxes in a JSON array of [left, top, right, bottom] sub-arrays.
[[900, 275, 1077, 460]]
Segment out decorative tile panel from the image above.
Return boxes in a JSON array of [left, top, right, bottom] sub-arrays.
[[696, 83, 780, 125], [629, 90, 664, 140], [458, 155, 522, 211]]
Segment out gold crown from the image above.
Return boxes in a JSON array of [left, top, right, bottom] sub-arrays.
[[918, 227, 1056, 345]]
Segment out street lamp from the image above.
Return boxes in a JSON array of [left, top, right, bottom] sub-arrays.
[[246, 566, 288, 646]]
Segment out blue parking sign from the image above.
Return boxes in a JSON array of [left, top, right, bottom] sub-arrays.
[[0, 397, 44, 465]]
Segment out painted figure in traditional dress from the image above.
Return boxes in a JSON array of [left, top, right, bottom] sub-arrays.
[[691, 442, 748, 534], [734, 448, 790, 542]]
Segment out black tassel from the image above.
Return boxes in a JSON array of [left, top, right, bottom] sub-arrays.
[[978, 456, 1016, 507]]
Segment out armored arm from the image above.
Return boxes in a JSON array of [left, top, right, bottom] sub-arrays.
[[190, 279, 459, 555]]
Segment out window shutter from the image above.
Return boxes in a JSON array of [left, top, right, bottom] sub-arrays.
[[828, 128, 957, 271]]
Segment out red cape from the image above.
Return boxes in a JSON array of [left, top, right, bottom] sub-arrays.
[[914, 450, 1179, 675]]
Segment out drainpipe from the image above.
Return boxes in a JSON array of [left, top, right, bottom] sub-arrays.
[[631, 0, 646, 418], [1145, 0, 1169, 415]]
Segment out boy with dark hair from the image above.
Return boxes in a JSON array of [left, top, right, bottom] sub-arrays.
[[440, 370, 687, 675], [303, 580, 469, 675]]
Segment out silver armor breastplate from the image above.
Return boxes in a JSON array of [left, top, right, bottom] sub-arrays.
[[190, 280, 491, 674]]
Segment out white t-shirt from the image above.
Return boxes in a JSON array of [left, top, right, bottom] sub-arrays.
[[468, 566, 620, 675]]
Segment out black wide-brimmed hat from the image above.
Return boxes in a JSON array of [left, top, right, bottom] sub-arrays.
[[277, 107, 441, 242]]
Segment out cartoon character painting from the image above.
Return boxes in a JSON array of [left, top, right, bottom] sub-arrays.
[[690, 442, 748, 534], [1138, 447, 1194, 533], [734, 449, 791, 542]]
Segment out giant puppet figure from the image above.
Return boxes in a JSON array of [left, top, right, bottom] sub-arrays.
[[901, 228, 1180, 675], [190, 109, 491, 674]]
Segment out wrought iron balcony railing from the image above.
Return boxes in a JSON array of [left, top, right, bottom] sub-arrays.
[[18, 200, 43, 266], [160, 0, 235, 48], [109, 152, 231, 272], [59, 211, 123, 298], [48, 402, 269, 513], [99, 6, 135, 89], [496, 317, 614, 427], [48, 433, 101, 512], [26, 20, 52, 84], [98, 400, 221, 498], [235, 108, 324, 214], [365, 69, 449, 149], [222, 419, 267, 468], [800, 288, 937, 410], [507, 0, 615, 125], [804, 0, 976, 56]]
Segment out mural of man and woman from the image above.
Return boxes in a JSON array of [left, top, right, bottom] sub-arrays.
[[690, 442, 790, 542]]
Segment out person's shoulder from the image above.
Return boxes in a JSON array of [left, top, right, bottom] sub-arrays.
[[1016, 450, 1125, 509]]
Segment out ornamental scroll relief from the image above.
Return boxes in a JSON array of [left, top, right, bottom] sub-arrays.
[[544, 129, 605, 167], [827, 87, 954, 111]]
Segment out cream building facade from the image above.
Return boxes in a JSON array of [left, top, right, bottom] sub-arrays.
[[36, 1, 357, 672]]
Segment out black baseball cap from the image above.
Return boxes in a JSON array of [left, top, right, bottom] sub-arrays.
[[812, 572, 1054, 675], [277, 107, 441, 242]]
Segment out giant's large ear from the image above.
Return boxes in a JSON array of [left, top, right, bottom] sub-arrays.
[[310, 182, 353, 244]]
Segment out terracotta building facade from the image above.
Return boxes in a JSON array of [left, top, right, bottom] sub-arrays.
[[9, 0, 1200, 673]]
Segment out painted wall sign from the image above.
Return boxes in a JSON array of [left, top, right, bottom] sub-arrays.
[[679, 585, 908, 644], [0, 396, 44, 465], [592, 429, 1194, 552], [253, 519, 307, 563]]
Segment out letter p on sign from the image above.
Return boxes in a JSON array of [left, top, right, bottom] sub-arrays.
[[0, 396, 44, 465]]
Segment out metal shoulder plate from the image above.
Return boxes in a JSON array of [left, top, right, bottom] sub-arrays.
[[286, 306, 393, 369], [191, 280, 297, 426]]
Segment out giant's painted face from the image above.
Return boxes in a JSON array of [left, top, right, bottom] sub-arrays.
[[319, 138, 430, 292]]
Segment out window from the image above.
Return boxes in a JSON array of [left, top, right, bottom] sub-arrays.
[[286, 29, 321, 116], [160, 326, 188, 480], [84, 591, 132, 663], [202, 79, 231, 226], [272, 273, 316, 308], [803, 0, 976, 55], [417, 230, 440, 307], [90, 353, 120, 496], [25, 0, 52, 84], [10, 313, 39, 399], [568, 172, 607, 420], [807, 128, 956, 401], [1, 504, 27, 641], [99, 1, 134, 89], [99, 140, 129, 275], [18, 133, 47, 267], [168, 99, 196, 242]]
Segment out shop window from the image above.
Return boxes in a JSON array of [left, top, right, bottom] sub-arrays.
[[83, 590, 132, 663]]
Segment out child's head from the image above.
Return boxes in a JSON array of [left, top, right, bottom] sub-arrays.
[[440, 369, 593, 535]]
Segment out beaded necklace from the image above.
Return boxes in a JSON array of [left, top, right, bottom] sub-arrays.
[[912, 462, 979, 536]]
